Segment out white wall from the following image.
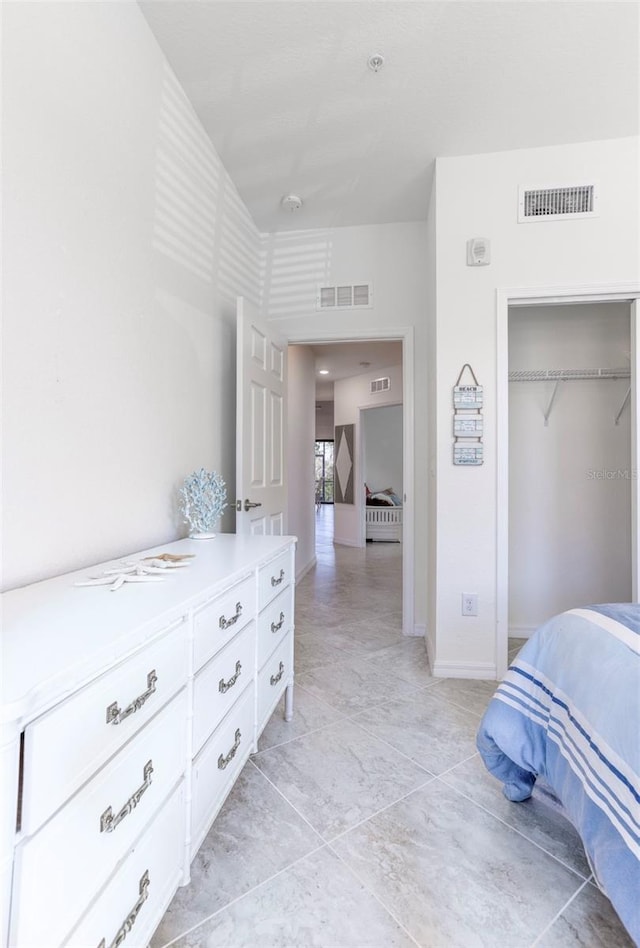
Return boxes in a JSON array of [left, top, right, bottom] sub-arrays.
[[262, 223, 427, 627], [433, 137, 639, 675], [315, 400, 334, 441], [509, 303, 632, 630], [333, 364, 403, 547], [363, 405, 403, 496], [287, 346, 316, 580], [2, 2, 261, 590]]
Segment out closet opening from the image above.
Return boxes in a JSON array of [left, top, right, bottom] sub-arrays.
[[507, 300, 633, 646]]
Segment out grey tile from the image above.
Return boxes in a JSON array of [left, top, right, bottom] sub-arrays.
[[295, 653, 421, 715], [441, 754, 591, 877], [353, 688, 480, 775], [536, 882, 635, 947], [362, 636, 437, 688], [508, 637, 527, 651], [293, 632, 351, 674], [333, 779, 585, 948], [149, 762, 321, 946], [429, 677, 498, 716], [168, 846, 417, 948], [257, 684, 343, 752], [252, 718, 432, 839]]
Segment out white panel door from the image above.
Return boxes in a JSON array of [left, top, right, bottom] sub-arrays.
[[236, 297, 287, 536]]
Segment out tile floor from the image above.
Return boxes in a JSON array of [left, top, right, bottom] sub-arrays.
[[150, 507, 633, 948]]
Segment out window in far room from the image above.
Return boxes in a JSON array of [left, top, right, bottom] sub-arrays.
[[314, 440, 334, 504]]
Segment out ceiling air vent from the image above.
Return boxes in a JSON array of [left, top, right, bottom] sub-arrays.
[[370, 377, 390, 394], [518, 183, 598, 222], [316, 283, 372, 310]]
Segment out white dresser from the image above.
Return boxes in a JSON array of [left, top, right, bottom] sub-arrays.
[[1, 534, 296, 948]]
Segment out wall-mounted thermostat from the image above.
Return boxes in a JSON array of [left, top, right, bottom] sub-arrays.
[[466, 237, 491, 267]]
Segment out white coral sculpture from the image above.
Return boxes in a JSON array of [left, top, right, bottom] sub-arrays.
[[179, 469, 228, 536]]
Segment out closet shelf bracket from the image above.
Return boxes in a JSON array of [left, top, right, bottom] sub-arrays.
[[543, 381, 560, 427], [615, 386, 631, 426]]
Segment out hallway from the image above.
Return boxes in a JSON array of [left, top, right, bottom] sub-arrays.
[[151, 509, 632, 947]]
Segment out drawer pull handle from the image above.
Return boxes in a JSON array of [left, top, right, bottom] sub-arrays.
[[106, 670, 157, 726], [96, 869, 150, 948], [99, 760, 154, 834], [270, 661, 285, 686], [271, 612, 285, 633], [218, 728, 241, 770], [219, 661, 242, 694], [271, 569, 285, 587], [219, 602, 243, 630]]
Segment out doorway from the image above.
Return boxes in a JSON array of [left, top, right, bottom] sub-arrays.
[[287, 327, 415, 636]]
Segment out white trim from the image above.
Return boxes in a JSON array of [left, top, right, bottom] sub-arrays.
[[333, 536, 362, 548], [496, 282, 640, 679], [285, 326, 415, 637], [295, 556, 317, 584], [432, 660, 497, 680], [412, 622, 426, 639], [631, 301, 639, 602], [508, 626, 536, 640]]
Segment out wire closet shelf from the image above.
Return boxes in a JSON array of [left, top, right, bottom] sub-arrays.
[[508, 367, 631, 426], [508, 367, 630, 382]]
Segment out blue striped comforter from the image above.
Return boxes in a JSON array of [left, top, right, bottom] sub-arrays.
[[477, 605, 640, 943]]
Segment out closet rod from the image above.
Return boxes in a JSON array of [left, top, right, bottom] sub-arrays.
[[509, 367, 630, 382]]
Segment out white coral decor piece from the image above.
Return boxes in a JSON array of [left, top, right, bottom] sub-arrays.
[[179, 468, 228, 538]]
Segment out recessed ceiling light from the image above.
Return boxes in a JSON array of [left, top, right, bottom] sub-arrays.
[[318, 369, 329, 375]]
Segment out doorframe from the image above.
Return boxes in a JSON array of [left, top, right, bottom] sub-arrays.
[[286, 326, 415, 637], [496, 282, 640, 678]]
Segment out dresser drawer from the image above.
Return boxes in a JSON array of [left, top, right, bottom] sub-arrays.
[[65, 781, 185, 948], [21, 619, 188, 835], [193, 622, 256, 755], [257, 633, 293, 733], [11, 689, 187, 948], [191, 682, 255, 856], [257, 586, 294, 668], [193, 574, 256, 672], [258, 548, 292, 610]]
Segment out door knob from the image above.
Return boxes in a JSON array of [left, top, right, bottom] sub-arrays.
[[236, 499, 263, 512]]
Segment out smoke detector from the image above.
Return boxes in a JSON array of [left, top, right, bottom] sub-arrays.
[[281, 194, 303, 212], [367, 54, 384, 73]]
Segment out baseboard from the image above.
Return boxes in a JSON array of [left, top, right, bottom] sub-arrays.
[[333, 537, 362, 548], [410, 623, 426, 638], [431, 660, 498, 680], [296, 556, 317, 584], [508, 625, 536, 640], [423, 626, 436, 670]]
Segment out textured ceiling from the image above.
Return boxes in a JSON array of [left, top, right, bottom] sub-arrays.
[[139, 1, 639, 233]]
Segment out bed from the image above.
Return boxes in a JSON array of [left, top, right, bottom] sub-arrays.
[[365, 487, 403, 542], [477, 604, 639, 943]]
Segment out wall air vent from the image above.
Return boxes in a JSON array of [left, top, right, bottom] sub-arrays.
[[518, 183, 598, 222], [370, 377, 390, 394], [316, 283, 372, 310]]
